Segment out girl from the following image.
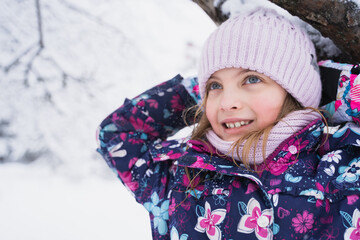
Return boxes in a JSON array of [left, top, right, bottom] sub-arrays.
[[97, 8, 360, 240]]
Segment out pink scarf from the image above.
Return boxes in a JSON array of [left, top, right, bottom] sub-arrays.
[[205, 110, 320, 165]]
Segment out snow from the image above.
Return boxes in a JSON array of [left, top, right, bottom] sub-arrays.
[[343, 0, 360, 8], [0, 163, 153, 240], [0, 0, 352, 239], [0, 0, 215, 239]]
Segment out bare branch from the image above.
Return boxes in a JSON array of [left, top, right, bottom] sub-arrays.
[[42, 56, 84, 86], [23, 46, 43, 86], [3, 43, 37, 73], [192, 0, 228, 26], [35, 0, 44, 48], [59, 0, 127, 38], [4, 0, 45, 85]]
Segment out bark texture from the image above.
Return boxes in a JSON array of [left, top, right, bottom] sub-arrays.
[[192, 0, 360, 63], [269, 0, 360, 62]]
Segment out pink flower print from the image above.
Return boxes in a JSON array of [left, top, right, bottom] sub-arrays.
[[313, 182, 338, 213], [117, 170, 139, 191], [154, 150, 183, 161], [283, 137, 308, 159], [119, 132, 127, 141], [350, 74, 360, 112], [129, 116, 159, 137], [190, 156, 216, 171], [291, 210, 314, 234], [177, 212, 189, 231], [128, 157, 140, 169], [245, 182, 259, 194], [147, 99, 159, 109], [319, 226, 339, 240], [237, 198, 273, 240], [111, 112, 122, 122], [348, 195, 360, 205], [224, 216, 234, 235], [265, 160, 290, 176], [195, 201, 226, 240], [171, 95, 185, 112], [180, 200, 191, 211], [339, 74, 349, 88], [193, 84, 199, 95], [168, 198, 176, 216], [231, 179, 241, 189], [320, 216, 333, 225], [267, 188, 281, 195], [182, 174, 204, 192], [187, 139, 217, 155], [266, 137, 308, 176], [344, 208, 360, 240]]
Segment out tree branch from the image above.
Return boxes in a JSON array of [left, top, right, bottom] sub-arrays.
[[192, 0, 360, 63], [35, 0, 44, 48], [269, 0, 360, 62], [3, 43, 38, 73], [192, 0, 228, 26]]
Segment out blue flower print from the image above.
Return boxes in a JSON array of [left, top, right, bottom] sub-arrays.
[[213, 194, 226, 206], [336, 157, 360, 183], [144, 192, 170, 235], [170, 226, 189, 240]]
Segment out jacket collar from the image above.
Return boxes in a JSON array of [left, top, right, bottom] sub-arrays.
[[178, 120, 323, 174]]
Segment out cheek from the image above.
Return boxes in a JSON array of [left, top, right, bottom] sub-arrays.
[[252, 92, 285, 125], [205, 102, 216, 125]]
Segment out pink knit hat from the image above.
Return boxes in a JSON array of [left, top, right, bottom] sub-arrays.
[[198, 8, 322, 108]]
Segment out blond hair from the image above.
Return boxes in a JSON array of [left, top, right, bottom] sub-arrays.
[[185, 92, 311, 171], [180, 89, 328, 207]]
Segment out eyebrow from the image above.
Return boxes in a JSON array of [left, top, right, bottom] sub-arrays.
[[209, 69, 252, 80]]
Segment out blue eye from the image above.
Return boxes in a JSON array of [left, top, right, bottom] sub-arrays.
[[245, 76, 261, 84], [209, 82, 222, 90]]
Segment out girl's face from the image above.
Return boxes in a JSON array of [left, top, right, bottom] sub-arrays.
[[205, 67, 287, 141]]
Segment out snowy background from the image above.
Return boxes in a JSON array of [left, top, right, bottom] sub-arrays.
[[0, 0, 354, 239], [0, 0, 217, 239]]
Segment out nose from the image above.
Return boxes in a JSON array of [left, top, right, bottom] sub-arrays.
[[220, 89, 243, 111]]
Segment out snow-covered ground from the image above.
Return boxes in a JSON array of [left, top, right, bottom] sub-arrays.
[[0, 163, 154, 240]]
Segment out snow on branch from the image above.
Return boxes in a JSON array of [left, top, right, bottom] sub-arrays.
[[192, 0, 360, 63]]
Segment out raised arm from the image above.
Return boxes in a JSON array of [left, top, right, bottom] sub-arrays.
[[96, 75, 199, 203]]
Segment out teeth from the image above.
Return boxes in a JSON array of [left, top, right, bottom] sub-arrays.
[[225, 121, 250, 128]]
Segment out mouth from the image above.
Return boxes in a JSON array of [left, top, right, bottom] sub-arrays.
[[223, 120, 252, 129]]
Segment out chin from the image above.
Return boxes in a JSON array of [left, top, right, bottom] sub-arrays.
[[222, 135, 244, 142]]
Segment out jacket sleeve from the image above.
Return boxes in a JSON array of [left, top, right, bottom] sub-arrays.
[[96, 74, 199, 204], [319, 60, 360, 125]]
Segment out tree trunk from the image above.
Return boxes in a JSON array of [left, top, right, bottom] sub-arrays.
[[192, 0, 360, 63]]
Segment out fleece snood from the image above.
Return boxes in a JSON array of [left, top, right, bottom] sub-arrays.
[[205, 110, 320, 165]]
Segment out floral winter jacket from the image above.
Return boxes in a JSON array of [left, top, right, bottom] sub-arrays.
[[97, 60, 360, 240]]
